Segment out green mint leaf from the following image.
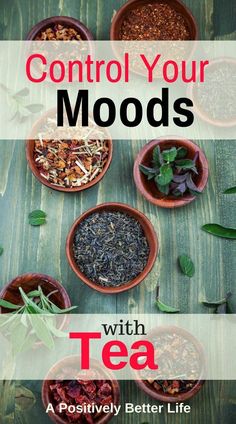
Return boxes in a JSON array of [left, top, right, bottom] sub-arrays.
[[156, 299, 180, 313], [224, 186, 236, 194], [0, 299, 22, 310], [28, 210, 47, 226], [0, 246, 3, 256], [178, 254, 195, 277], [152, 146, 163, 167], [157, 183, 169, 195], [176, 147, 188, 159], [162, 147, 177, 163], [175, 159, 195, 170], [202, 224, 236, 239], [139, 164, 157, 179], [155, 164, 173, 186]]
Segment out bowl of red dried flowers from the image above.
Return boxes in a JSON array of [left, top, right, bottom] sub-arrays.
[[26, 110, 113, 192], [133, 138, 208, 208], [26, 16, 93, 41], [42, 356, 120, 424], [135, 326, 205, 403], [110, 0, 198, 41], [66, 202, 158, 294]]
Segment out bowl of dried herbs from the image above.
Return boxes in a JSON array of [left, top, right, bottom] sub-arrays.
[[26, 16, 93, 41], [26, 110, 113, 192], [135, 326, 205, 402], [66, 202, 158, 294], [134, 137, 208, 208]]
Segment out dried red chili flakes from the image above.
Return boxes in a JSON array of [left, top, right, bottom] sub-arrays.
[[34, 139, 109, 188], [49, 376, 114, 423], [35, 24, 82, 41]]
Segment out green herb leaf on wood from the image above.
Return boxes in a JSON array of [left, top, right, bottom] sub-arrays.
[[202, 224, 236, 239], [224, 186, 236, 194], [176, 147, 188, 159], [202, 292, 233, 314], [28, 209, 47, 226], [178, 255, 195, 277], [0, 246, 3, 256], [155, 164, 173, 186], [156, 299, 180, 313]]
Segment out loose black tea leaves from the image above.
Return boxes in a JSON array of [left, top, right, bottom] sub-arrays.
[[178, 254, 195, 278], [73, 211, 150, 287], [202, 223, 236, 239], [28, 209, 47, 226]]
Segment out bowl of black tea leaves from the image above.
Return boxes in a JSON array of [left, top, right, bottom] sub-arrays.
[[66, 202, 158, 293]]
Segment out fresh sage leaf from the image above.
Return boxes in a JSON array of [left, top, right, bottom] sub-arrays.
[[14, 88, 30, 98], [25, 104, 44, 113], [202, 224, 236, 239], [176, 147, 188, 159], [156, 299, 180, 313], [224, 186, 236, 194], [155, 164, 173, 186], [29, 315, 55, 350], [178, 255, 195, 277], [0, 246, 3, 256], [28, 209, 47, 226], [162, 147, 177, 163]]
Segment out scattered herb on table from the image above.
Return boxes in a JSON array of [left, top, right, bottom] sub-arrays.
[[28, 209, 47, 226], [0, 83, 43, 123], [0, 286, 77, 351], [155, 286, 180, 313], [178, 254, 195, 277], [73, 211, 150, 287], [0, 246, 3, 256], [49, 372, 114, 423], [202, 224, 236, 239], [224, 186, 236, 194], [34, 117, 110, 188], [140, 145, 200, 197], [119, 3, 190, 40], [202, 292, 233, 314]]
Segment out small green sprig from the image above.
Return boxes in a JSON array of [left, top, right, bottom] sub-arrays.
[[139, 145, 201, 197]]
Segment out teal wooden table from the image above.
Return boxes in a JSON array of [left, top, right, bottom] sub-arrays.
[[0, 0, 235, 423]]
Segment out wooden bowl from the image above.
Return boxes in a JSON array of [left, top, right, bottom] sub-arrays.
[[135, 325, 205, 403], [190, 58, 236, 127], [0, 273, 71, 313], [66, 202, 158, 294], [26, 16, 94, 41], [110, 0, 198, 40], [26, 110, 113, 193], [42, 356, 120, 424], [133, 138, 208, 208]]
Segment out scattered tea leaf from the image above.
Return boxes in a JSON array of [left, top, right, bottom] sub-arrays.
[[0, 246, 3, 256], [162, 147, 177, 163], [178, 255, 195, 277], [224, 186, 236, 194], [156, 299, 180, 313], [202, 224, 236, 239], [28, 209, 47, 226]]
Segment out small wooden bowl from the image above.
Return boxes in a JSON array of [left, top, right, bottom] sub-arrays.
[[133, 138, 208, 208], [110, 0, 198, 40], [42, 356, 120, 424], [26, 110, 113, 193], [66, 202, 158, 294], [0, 273, 71, 313], [135, 326, 205, 403], [26, 16, 94, 41], [190, 58, 236, 127]]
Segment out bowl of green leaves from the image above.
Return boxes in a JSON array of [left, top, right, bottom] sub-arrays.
[[133, 138, 208, 208]]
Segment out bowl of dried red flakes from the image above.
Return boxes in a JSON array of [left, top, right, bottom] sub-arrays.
[[26, 16, 93, 41], [42, 356, 120, 424], [26, 109, 113, 192]]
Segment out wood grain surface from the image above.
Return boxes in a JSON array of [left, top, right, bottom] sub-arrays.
[[0, 1, 236, 423]]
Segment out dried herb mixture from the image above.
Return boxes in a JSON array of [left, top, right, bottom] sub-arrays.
[[73, 211, 150, 287], [35, 24, 82, 41], [119, 3, 190, 41]]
